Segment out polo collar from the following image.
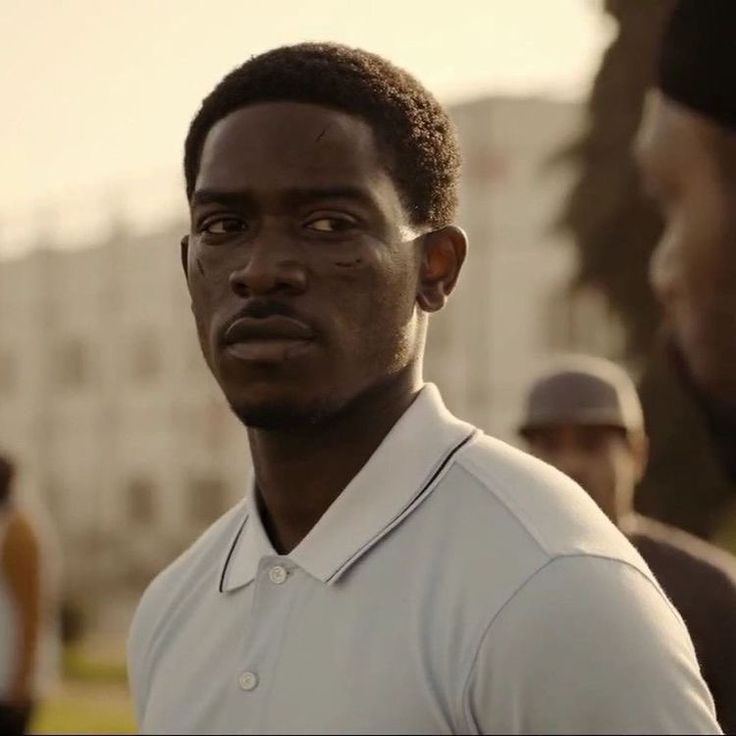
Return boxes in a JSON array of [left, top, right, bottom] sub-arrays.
[[220, 383, 476, 592]]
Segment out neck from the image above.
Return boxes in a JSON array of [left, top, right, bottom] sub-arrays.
[[247, 365, 423, 554]]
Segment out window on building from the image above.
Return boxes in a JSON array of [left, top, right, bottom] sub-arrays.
[[0, 348, 14, 393], [43, 478, 62, 513], [543, 286, 627, 359], [127, 477, 156, 526], [424, 310, 453, 387], [56, 337, 90, 388], [188, 334, 206, 374], [131, 330, 161, 383], [426, 310, 451, 352], [189, 476, 228, 526], [543, 286, 574, 352]]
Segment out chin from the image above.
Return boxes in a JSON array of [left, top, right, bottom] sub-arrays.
[[227, 394, 337, 431], [221, 370, 402, 431]]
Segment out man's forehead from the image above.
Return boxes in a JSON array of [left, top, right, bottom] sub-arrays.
[[193, 102, 401, 206], [199, 103, 379, 171]]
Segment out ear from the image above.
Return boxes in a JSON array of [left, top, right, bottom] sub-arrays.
[[416, 225, 468, 313], [180, 235, 190, 279]]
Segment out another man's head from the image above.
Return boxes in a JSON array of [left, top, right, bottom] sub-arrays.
[[0, 455, 15, 508], [635, 0, 736, 410], [519, 356, 648, 525], [181, 43, 466, 431]]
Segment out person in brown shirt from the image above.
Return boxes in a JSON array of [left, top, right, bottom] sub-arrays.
[[0, 456, 41, 735], [519, 355, 736, 733]]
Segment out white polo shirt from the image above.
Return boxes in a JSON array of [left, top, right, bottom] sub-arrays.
[[128, 384, 720, 734]]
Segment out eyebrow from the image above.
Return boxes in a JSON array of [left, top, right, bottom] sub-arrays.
[[190, 186, 379, 210]]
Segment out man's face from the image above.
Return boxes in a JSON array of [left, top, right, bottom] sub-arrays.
[[524, 424, 643, 524], [184, 102, 426, 429], [636, 92, 736, 408]]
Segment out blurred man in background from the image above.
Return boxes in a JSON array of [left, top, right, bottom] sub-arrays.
[[520, 355, 736, 733], [634, 0, 736, 545], [0, 455, 59, 735]]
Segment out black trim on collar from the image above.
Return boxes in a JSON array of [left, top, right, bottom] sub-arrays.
[[219, 515, 248, 593], [325, 428, 478, 583]]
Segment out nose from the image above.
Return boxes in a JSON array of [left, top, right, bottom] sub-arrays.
[[229, 230, 308, 298]]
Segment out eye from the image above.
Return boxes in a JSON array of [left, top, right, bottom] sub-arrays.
[[305, 216, 357, 233], [200, 217, 248, 236]]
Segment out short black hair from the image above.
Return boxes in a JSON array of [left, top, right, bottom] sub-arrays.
[[184, 42, 460, 229]]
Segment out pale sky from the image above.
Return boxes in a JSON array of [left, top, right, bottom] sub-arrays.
[[0, 0, 611, 255]]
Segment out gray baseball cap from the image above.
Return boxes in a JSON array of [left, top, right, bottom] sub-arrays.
[[518, 355, 644, 436]]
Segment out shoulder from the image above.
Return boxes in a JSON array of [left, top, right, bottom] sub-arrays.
[[448, 432, 645, 568], [1, 509, 40, 561], [635, 515, 736, 572], [406, 432, 662, 661], [2, 509, 38, 542], [465, 554, 719, 733], [484, 553, 689, 646], [629, 515, 736, 599], [130, 499, 246, 643], [127, 500, 247, 699]]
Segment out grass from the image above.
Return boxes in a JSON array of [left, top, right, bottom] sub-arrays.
[[31, 683, 135, 734], [29, 643, 135, 734], [62, 645, 128, 685]]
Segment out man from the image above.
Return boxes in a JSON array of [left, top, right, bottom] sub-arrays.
[[0, 456, 56, 735], [128, 43, 720, 733], [634, 0, 736, 545], [519, 355, 736, 733]]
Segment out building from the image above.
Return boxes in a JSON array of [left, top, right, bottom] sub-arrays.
[[0, 95, 624, 631], [0, 223, 250, 607], [427, 96, 625, 439]]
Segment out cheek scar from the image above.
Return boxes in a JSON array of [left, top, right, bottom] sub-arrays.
[[196, 258, 205, 276], [333, 257, 363, 268]]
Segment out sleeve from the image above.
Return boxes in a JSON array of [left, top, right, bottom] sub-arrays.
[[464, 555, 722, 735]]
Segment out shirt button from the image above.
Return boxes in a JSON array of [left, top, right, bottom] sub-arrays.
[[238, 671, 259, 691], [268, 565, 288, 585]]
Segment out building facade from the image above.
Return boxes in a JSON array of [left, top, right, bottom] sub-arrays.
[[426, 96, 625, 439]]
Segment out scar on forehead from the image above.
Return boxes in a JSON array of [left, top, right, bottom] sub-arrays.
[[333, 257, 363, 268], [196, 258, 205, 276], [314, 125, 330, 143]]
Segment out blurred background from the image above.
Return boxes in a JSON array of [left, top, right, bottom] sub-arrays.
[[0, 0, 692, 731]]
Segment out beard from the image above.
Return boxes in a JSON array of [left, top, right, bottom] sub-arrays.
[[227, 396, 339, 432], [226, 368, 411, 433]]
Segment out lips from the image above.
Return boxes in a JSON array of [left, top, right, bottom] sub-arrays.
[[224, 315, 314, 344], [221, 315, 315, 363]]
